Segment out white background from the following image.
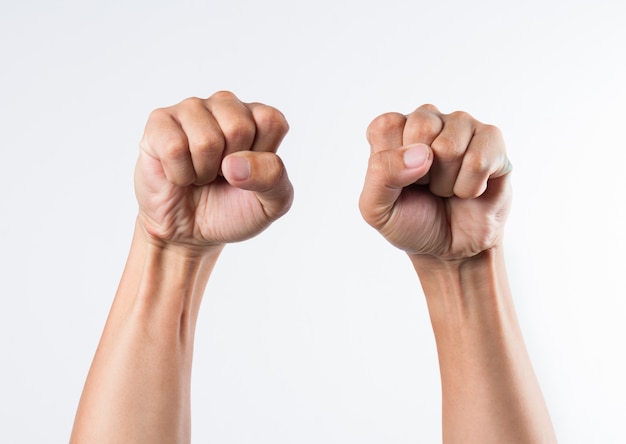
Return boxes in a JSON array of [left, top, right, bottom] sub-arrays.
[[1, 0, 625, 442]]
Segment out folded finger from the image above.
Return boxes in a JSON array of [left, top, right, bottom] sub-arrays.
[[453, 124, 512, 199], [428, 111, 475, 197], [247, 102, 290, 153], [140, 108, 196, 186], [206, 91, 257, 156], [366, 112, 406, 153], [174, 97, 225, 185], [402, 104, 444, 147]]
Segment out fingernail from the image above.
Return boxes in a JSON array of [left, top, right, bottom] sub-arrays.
[[229, 156, 250, 181], [403, 144, 429, 169]]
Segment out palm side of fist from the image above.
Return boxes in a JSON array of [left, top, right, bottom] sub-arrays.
[[359, 104, 513, 261], [135, 91, 294, 249]]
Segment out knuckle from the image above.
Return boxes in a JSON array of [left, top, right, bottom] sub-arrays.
[[482, 124, 503, 141], [367, 151, 388, 175], [144, 108, 187, 157], [210, 90, 237, 101], [463, 149, 489, 175], [254, 105, 289, 135], [189, 130, 223, 153], [405, 110, 442, 142], [366, 112, 405, 139], [266, 157, 288, 190], [161, 134, 188, 160], [222, 117, 256, 148], [447, 110, 473, 122], [431, 135, 462, 162], [366, 151, 397, 188], [416, 103, 440, 114], [179, 96, 205, 109], [147, 106, 170, 123]]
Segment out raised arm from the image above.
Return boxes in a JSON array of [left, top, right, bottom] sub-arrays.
[[70, 91, 293, 444], [359, 105, 556, 443]]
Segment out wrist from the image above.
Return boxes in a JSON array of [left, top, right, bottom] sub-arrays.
[[112, 221, 223, 342], [408, 243, 503, 275], [412, 246, 557, 442], [136, 215, 225, 261], [409, 246, 513, 329]]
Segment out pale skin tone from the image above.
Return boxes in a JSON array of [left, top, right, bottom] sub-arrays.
[[71, 92, 556, 443]]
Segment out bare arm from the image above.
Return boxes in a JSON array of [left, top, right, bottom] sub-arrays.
[[359, 106, 556, 443], [413, 250, 554, 442], [71, 92, 294, 444], [70, 225, 221, 443]]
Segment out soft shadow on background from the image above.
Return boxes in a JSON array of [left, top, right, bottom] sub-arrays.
[[1, 0, 625, 442]]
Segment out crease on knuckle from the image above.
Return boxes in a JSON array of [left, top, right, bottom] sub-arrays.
[[210, 90, 236, 101], [416, 103, 440, 114], [180, 96, 204, 108], [367, 151, 394, 182], [366, 112, 405, 140], [482, 124, 504, 142], [148, 107, 169, 122], [258, 157, 285, 192], [431, 135, 461, 162], [405, 111, 442, 143], [254, 105, 289, 136], [188, 131, 223, 154], [447, 110, 472, 122], [161, 133, 188, 161], [463, 149, 489, 176], [222, 118, 256, 149]]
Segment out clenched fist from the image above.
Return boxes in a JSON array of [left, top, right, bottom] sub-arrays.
[[359, 104, 513, 261], [135, 91, 294, 249]]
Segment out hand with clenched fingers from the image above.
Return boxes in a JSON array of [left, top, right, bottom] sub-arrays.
[[359, 104, 513, 261], [72, 96, 556, 444], [359, 105, 556, 443], [72, 91, 295, 444], [135, 91, 294, 249]]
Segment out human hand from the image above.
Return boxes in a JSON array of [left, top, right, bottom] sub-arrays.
[[359, 105, 512, 262], [135, 91, 293, 250]]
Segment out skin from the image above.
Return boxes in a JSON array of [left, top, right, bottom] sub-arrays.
[[70, 91, 294, 444], [359, 105, 557, 442], [71, 95, 556, 443]]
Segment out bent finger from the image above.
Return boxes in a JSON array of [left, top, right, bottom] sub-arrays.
[[247, 102, 290, 153], [453, 124, 512, 199], [366, 112, 406, 153], [140, 108, 196, 186], [428, 111, 475, 197], [403, 104, 444, 147], [174, 97, 225, 185], [206, 91, 257, 156]]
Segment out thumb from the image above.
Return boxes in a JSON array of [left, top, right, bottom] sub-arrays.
[[359, 143, 433, 229], [222, 151, 294, 221]]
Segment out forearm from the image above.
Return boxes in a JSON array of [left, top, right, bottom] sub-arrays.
[[71, 221, 223, 444], [411, 247, 556, 443]]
